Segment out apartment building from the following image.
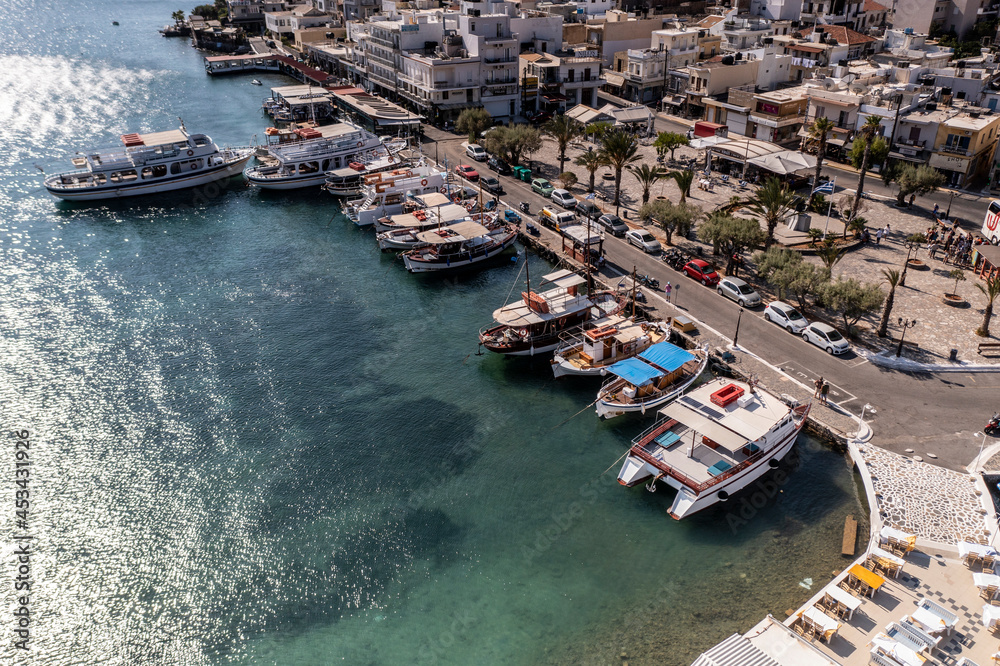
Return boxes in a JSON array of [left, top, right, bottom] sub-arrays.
[[459, 10, 520, 119], [265, 4, 332, 35], [228, 0, 287, 29], [748, 87, 809, 145], [520, 45, 603, 112], [800, 0, 865, 31], [929, 107, 1000, 187]]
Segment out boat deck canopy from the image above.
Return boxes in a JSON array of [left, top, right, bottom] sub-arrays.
[[659, 401, 749, 452], [639, 342, 695, 372], [541, 269, 586, 290], [415, 221, 487, 244], [136, 129, 188, 146], [329, 166, 359, 177], [607, 358, 663, 386], [415, 192, 451, 207], [541, 269, 576, 283]]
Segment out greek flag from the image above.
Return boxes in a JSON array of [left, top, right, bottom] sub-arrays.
[[585, 193, 596, 200], [812, 181, 835, 195]]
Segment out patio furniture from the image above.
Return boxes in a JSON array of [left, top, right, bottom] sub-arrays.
[[869, 546, 906, 578], [911, 599, 958, 635], [881, 526, 917, 555], [824, 585, 862, 620], [869, 633, 928, 666], [800, 606, 841, 642], [848, 563, 886, 598]]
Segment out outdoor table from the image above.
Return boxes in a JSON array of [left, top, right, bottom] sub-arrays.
[[824, 585, 862, 620], [849, 564, 886, 597], [959, 542, 997, 560], [870, 634, 926, 666], [982, 603, 1000, 630], [870, 546, 906, 577], [801, 605, 841, 641], [974, 572, 1000, 597], [911, 599, 957, 635], [880, 526, 916, 552]]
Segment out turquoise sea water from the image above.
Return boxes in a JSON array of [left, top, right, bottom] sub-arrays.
[[0, 2, 864, 664]]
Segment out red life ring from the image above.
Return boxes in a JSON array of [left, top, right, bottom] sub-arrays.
[[453, 195, 461, 204], [357, 141, 363, 148], [191, 163, 198, 170], [421, 178, 428, 186], [187, 150, 194, 156], [517, 328, 529, 338], [388, 156, 395, 163], [559, 317, 567, 326]]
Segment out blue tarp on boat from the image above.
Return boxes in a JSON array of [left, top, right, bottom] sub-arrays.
[[606, 357, 663, 386], [639, 342, 696, 372]]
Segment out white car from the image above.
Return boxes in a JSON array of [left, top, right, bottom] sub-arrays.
[[764, 301, 807, 334], [717, 277, 761, 307], [466, 143, 488, 161], [802, 322, 850, 355], [550, 189, 576, 209], [625, 229, 662, 254]]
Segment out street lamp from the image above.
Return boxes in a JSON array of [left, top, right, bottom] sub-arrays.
[[856, 403, 876, 441], [975, 431, 987, 469], [732, 307, 745, 349], [899, 241, 917, 287], [945, 190, 955, 220], [895, 317, 917, 357]]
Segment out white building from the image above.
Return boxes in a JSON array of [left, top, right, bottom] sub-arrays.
[[265, 4, 332, 35]]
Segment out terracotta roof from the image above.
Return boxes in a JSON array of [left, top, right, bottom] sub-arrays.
[[789, 43, 825, 53], [799, 25, 877, 45], [863, 0, 889, 11]]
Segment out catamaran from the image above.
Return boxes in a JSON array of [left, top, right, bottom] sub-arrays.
[[594, 341, 709, 418], [44, 127, 252, 201], [478, 268, 627, 356], [617, 378, 811, 519], [244, 122, 384, 190], [550, 316, 672, 379]]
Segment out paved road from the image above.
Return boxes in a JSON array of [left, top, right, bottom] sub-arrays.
[[421, 125, 995, 471]]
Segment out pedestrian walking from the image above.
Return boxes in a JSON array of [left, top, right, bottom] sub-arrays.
[[813, 376, 824, 398], [664, 282, 672, 302], [933, 203, 939, 217], [928, 242, 939, 260], [820, 381, 830, 405], [883, 223, 891, 240], [875, 228, 884, 245]]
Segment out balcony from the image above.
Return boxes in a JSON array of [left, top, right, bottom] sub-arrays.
[[936, 145, 973, 157], [482, 83, 517, 96], [433, 80, 477, 91], [483, 56, 517, 64], [484, 34, 516, 44]]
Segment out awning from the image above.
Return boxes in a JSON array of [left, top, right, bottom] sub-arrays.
[[711, 138, 784, 163], [607, 358, 663, 386], [561, 224, 602, 245], [658, 401, 749, 452], [638, 342, 695, 372], [694, 121, 726, 138], [747, 150, 817, 175], [691, 135, 732, 150]]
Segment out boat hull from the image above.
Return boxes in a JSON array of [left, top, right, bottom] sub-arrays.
[[45, 155, 253, 201], [244, 171, 329, 190], [402, 233, 516, 273], [595, 351, 708, 419], [551, 322, 672, 379]]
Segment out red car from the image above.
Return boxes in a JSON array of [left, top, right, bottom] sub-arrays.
[[455, 164, 479, 182], [681, 259, 720, 286]]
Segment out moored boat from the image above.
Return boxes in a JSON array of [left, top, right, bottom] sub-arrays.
[[594, 341, 709, 419], [551, 316, 672, 379], [345, 169, 449, 227], [479, 269, 627, 356], [401, 220, 517, 273], [43, 127, 252, 201], [244, 122, 383, 190], [323, 151, 418, 197], [617, 378, 811, 519], [377, 208, 495, 251]]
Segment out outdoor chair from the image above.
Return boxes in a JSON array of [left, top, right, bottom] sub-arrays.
[[967, 553, 980, 567], [739, 180, 748, 188]]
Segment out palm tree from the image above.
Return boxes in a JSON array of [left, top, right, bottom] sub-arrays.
[[669, 170, 694, 204], [543, 115, 584, 175], [598, 129, 641, 210], [817, 243, 845, 273], [876, 268, 902, 337], [806, 117, 834, 208], [574, 150, 606, 193], [628, 163, 666, 205], [850, 115, 883, 222], [976, 274, 1000, 337], [744, 177, 796, 250]]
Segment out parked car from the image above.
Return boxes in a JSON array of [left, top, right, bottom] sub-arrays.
[[531, 178, 554, 196], [598, 213, 628, 237], [539, 206, 575, 229], [550, 189, 576, 209], [717, 277, 761, 307], [481, 176, 504, 195], [625, 229, 662, 254], [455, 164, 479, 182], [487, 156, 512, 175], [764, 301, 808, 334], [575, 198, 601, 221], [802, 322, 850, 355], [466, 144, 488, 161], [681, 259, 719, 286]]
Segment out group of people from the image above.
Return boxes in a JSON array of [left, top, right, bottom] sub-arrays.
[[925, 218, 982, 266], [813, 377, 831, 405], [859, 223, 892, 246]]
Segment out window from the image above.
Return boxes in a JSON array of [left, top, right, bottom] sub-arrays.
[[442, 90, 449, 100]]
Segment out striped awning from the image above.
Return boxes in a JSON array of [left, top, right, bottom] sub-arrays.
[[692, 634, 780, 666]]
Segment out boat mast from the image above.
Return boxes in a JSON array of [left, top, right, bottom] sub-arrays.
[[585, 215, 593, 293], [631, 265, 638, 318]]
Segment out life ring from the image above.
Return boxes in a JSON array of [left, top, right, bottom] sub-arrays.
[[388, 156, 395, 163], [357, 141, 363, 148], [517, 328, 529, 338], [191, 163, 198, 170], [453, 195, 461, 204], [559, 317, 567, 327], [187, 150, 194, 156], [420, 178, 428, 186]]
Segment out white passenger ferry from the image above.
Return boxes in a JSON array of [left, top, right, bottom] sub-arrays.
[[244, 122, 384, 190], [44, 128, 252, 201]]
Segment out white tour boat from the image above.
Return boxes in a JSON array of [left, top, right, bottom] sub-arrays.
[[344, 168, 448, 227], [377, 208, 495, 251], [401, 220, 518, 273], [323, 149, 418, 197], [594, 341, 709, 419], [244, 122, 383, 190], [550, 316, 672, 379], [479, 269, 627, 356], [617, 378, 811, 519], [44, 128, 252, 201]]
